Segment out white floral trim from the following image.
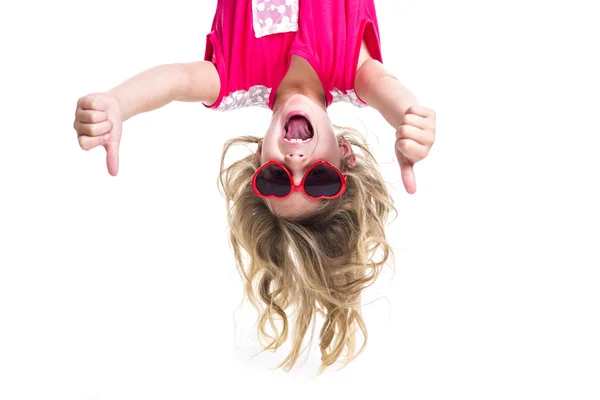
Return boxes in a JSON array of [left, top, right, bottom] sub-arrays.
[[216, 85, 272, 111], [251, 0, 299, 38], [255, 21, 298, 37], [330, 89, 367, 108]]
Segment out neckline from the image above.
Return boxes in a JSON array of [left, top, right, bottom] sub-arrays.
[[268, 51, 332, 111]]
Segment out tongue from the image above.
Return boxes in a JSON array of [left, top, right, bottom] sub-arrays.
[[286, 117, 312, 140]]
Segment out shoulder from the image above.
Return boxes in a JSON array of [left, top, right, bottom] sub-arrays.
[[354, 40, 383, 100], [355, 37, 391, 84], [354, 41, 397, 107], [176, 61, 221, 105], [357, 39, 374, 71], [355, 37, 394, 87]]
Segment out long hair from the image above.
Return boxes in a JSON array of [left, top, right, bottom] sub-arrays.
[[218, 126, 395, 372]]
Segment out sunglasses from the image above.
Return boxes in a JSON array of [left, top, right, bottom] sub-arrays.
[[252, 160, 347, 199]]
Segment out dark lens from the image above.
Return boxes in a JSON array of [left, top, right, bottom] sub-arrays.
[[256, 164, 291, 197], [304, 165, 342, 197]]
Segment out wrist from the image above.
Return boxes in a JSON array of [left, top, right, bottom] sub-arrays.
[[107, 87, 135, 122], [107, 91, 127, 120]]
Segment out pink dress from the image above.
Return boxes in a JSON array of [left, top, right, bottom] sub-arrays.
[[203, 0, 383, 111]]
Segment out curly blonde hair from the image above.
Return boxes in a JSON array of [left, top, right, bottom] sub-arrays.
[[218, 126, 395, 373]]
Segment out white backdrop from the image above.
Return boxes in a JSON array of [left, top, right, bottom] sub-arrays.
[[1, 0, 599, 399]]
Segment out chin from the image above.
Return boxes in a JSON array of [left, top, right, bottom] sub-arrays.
[[283, 94, 325, 114]]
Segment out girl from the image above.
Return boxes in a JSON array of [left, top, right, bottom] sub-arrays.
[[73, 0, 436, 372]]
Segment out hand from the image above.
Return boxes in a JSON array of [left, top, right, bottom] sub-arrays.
[[73, 92, 123, 176], [395, 105, 436, 194]]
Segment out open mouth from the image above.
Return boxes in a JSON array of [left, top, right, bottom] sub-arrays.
[[283, 114, 314, 143]]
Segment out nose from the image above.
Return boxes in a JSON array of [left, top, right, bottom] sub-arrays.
[[284, 152, 307, 170], [284, 152, 306, 185], [285, 152, 305, 161]]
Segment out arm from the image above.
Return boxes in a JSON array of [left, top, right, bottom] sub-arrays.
[[107, 61, 220, 121], [354, 52, 436, 195], [74, 61, 220, 176], [354, 58, 419, 129]]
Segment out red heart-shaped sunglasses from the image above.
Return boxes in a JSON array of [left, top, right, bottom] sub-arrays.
[[252, 160, 347, 199]]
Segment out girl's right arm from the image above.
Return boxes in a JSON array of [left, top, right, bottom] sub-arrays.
[[109, 61, 220, 120], [73, 61, 220, 176]]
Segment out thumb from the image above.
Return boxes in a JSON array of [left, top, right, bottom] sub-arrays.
[[106, 141, 120, 176], [398, 152, 417, 194]]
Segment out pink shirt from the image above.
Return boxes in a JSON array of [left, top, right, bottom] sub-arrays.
[[203, 0, 383, 111]]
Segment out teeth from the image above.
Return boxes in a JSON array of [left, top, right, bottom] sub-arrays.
[[284, 137, 311, 143]]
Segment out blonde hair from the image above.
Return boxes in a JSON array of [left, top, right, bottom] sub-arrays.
[[218, 126, 395, 372]]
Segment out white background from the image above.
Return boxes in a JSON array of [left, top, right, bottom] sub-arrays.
[[1, 0, 599, 399]]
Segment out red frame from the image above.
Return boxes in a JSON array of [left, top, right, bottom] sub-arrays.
[[252, 160, 347, 199]]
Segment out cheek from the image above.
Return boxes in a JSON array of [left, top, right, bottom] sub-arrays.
[[266, 114, 283, 137], [260, 142, 278, 164], [314, 141, 342, 164]]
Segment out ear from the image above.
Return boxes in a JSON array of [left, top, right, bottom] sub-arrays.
[[253, 139, 263, 164], [338, 136, 356, 168]]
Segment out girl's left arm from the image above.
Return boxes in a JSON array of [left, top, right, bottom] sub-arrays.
[[354, 54, 436, 194]]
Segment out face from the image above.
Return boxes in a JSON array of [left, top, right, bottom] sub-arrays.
[[258, 94, 355, 218]]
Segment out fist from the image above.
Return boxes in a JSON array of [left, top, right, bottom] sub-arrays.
[[73, 92, 123, 176], [395, 105, 436, 194]]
